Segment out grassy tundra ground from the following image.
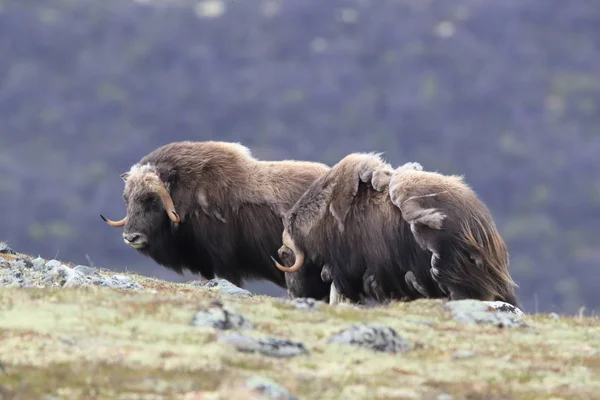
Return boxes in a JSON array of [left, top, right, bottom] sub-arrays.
[[0, 248, 599, 400]]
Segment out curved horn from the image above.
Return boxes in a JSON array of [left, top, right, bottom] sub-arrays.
[[155, 183, 181, 223], [273, 246, 305, 273], [100, 214, 127, 227]]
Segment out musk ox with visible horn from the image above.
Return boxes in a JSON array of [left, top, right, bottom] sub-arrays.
[[273, 152, 521, 309], [100, 141, 331, 300], [272, 153, 445, 305]]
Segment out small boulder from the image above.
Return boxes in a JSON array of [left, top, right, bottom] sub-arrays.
[[242, 376, 299, 400], [446, 299, 530, 328], [31, 257, 46, 271], [218, 333, 308, 358], [45, 264, 87, 288], [285, 297, 323, 312], [203, 279, 253, 296], [73, 265, 98, 276], [0, 243, 15, 255], [328, 323, 410, 353], [483, 301, 525, 316], [100, 275, 144, 291], [192, 301, 253, 330]]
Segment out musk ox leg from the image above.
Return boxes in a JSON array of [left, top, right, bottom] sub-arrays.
[[362, 269, 381, 301], [405, 271, 429, 298], [321, 264, 333, 283], [329, 282, 342, 306], [329, 282, 356, 306], [430, 253, 450, 297]]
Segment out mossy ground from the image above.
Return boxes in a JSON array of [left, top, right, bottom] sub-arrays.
[[0, 251, 598, 400]]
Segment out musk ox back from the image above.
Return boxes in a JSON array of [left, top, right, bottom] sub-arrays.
[[100, 141, 331, 300], [358, 159, 521, 308], [273, 153, 445, 304]]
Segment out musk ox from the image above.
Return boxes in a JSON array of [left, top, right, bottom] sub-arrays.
[[100, 141, 331, 300], [272, 153, 446, 305], [359, 159, 521, 308], [273, 152, 521, 309]]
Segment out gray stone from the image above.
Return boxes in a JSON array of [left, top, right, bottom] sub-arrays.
[[203, 279, 253, 296], [188, 279, 209, 287], [446, 299, 530, 328], [31, 257, 46, 271], [73, 265, 98, 276], [452, 350, 476, 360], [0, 242, 15, 254], [548, 312, 560, 319], [100, 275, 144, 291], [45, 259, 63, 270], [192, 301, 253, 330], [328, 323, 410, 353], [46, 265, 86, 288], [286, 297, 323, 312], [483, 301, 525, 316], [218, 333, 308, 358], [243, 376, 299, 400]]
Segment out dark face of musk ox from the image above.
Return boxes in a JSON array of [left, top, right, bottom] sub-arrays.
[[100, 165, 186, 266]]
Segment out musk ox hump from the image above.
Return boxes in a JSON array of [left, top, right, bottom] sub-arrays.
[[328, 152, 392, 232]]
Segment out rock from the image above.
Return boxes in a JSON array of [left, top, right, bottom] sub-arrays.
[[242, 376, 299, 400], [445, 299, 530, 328], [192, 301, 253, 330], [548, 312, 560, 319], [286, 297, 323, 312], [45, 259, 63, 271], [218, 333, 308, 358], [203, 279, 253, 296], [328, 323, 410, 353], [188, 279, 209, 286], [100, 275, 144, 291], [45, 264, 87, 288], [10, 259, 31, 270], [0, 243, 15, 254], [31, 257, 46, 271], [452, 350, 476, 360], [483, 301, 525, 316], [437, 394, 453, 400], [73, 265, 98, 276]]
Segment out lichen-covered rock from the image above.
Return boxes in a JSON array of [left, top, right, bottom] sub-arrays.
[[192, 301, 253, 330], [0, 242, 15, 254], [285, 297, 323, 312], [203, 279, 253, 296], [44, 259, 63, 271], [218, 333, 308, 358], [446, 300, 530, 328], [327, 323, 410, 353], [483, 301, 525, 316], [242, 376, 299, 400], [99, 274, 144, 291], [0, 255, 145, 292], [31, 257, 46, 271], [45, 264, 87, 288], [73, 265, 98, 276]]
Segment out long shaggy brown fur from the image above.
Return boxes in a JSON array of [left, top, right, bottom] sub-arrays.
[[100, 141, 331, 300], [361, 160, 521, 308], [273, 153, 446, 304]]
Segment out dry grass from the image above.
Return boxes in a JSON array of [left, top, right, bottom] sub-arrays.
[[0, 251, 599, 399]]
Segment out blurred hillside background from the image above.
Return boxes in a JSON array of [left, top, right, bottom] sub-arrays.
[[0, 0, 598, 314]]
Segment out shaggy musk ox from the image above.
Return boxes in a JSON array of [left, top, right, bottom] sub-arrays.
[[273, 153, 521, 309], [100, 141, 331, 300], [273, 153, 446, 305]]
